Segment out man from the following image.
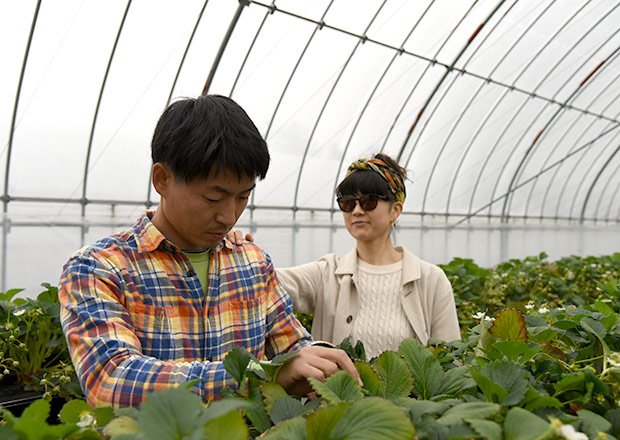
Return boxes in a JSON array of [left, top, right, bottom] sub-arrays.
[[59, 94, 360, 408]]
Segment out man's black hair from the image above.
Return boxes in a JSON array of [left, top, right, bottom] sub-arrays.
[[151, 94, 270, 182]]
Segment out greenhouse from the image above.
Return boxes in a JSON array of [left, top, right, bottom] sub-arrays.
[[1, 1, 619, 439]]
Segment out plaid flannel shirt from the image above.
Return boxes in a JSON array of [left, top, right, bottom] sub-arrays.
[[59, 211, 312, 408]]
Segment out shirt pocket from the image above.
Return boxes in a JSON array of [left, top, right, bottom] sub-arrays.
[[215, 296, 266, 358], [127, 302, 178, 359]]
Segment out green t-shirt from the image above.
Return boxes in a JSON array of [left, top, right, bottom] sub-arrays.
[[182, 249, 210, 294]]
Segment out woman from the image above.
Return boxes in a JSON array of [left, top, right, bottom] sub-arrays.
[[231, 154, 460, 357]]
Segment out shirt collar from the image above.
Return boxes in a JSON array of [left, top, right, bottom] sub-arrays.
[[134, 210, 234, 253]]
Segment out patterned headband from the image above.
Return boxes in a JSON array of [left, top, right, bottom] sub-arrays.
[[346, 158, 406, 203]]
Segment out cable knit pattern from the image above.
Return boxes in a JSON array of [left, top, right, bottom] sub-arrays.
[[351, 259, 414, 358]]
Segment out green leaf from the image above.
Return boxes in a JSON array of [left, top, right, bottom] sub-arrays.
[[0, 425, 18, 440], [504, 407, 551, 440], [577, 409, 612, 439], [437, 402, 500, 426], [102, 416, 140, 438], [492, 340, 541, 364], [244, 383, 273, 433], [398, 339, 440, 399], [374, 349, 414, 401], [308, 370, 364, 404], [260, 416, 308, 440], [270, 397, 307, 424], [407, 400, 449, 423], [203, 408, 248, 440], [95, 406, 115, 428], [489, 308, 528, 342], [58, 399, 91, 424], [354, 361, 382, 397], [306, 403, 350, 440], [223, 346, 252, 388], [261, 382, 290, 415], [10, 399, 77, 440], [200, 398, 252, 424], [465, 418, 502, 440], [469, 366, 508, 403], [258, 350, 299, 382], [521, 386, 561, 411], [480, 360, 529, 406], [436, 366, 470, 396], [329, 397, 415, 440], [136, 387, 204, 440]]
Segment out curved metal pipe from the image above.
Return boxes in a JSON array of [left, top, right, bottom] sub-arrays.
[[4, 0, 42, 211], [292, 1, 387, 217], [202, 0, 249, 95], [448, 1, 590, 217], [81, 0, 132, 246], [398, 0, 508, 165], [147, 0, 211, 207], [502, 44, 620, 221]]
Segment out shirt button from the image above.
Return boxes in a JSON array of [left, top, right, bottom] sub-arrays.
[[346, 315, 353, 324], [187, 269, 196, 277]]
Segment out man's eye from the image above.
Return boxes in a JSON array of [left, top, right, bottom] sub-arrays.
[[205, 197, 221, 203]]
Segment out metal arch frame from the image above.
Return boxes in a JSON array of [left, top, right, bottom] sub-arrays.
[[539, 73, 620, 221], [481, 9, 616, 222], [523, 6, 620, 219], [328, 4, 430, 218], [447, 1, 591, 217], [399, 0, 508, 168], [419, 1, 525, 215], [377, 1, 437, 155], [81, 0, 132, 247], [3, 0, 42, 291], [577, 128, 620, 223], [533, 47, 620, 220], [4, 1, 41, 212], [464, 1, 561, 219], [290, 1, 388, 218], [449, 123, 620, 226], [558, 115, 620, 220], [229, 1, 274, 100], [503, 43, 620, 222], [591, 150, 620, 223], [145, 0, 212, 208], [262, 1, 334, 141], [607, 166, 620, 221]]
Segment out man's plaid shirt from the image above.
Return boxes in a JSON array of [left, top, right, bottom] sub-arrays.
[[59, 211, 311, 408]]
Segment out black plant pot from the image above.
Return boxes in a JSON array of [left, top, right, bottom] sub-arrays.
[[0, 377, 66, 424]]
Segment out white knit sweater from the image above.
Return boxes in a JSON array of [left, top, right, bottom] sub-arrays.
[[350, 259, 414, 358]]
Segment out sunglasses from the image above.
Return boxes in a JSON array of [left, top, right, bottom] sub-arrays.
[[336, 194, 389, 212]]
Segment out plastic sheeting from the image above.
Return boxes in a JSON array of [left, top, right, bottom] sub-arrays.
[[1, 0, 619, 294]]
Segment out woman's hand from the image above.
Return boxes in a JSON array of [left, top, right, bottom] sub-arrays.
[[226, 229, 254, 245]]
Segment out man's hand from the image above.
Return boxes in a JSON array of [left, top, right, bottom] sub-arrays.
[[275, 345, 363, 396], [226, 229, 254, 245]]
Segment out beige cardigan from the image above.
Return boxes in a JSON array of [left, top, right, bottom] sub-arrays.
[[276, 247, 461, 346]]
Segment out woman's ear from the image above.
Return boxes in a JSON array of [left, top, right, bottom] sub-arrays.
[[390, 201, 403, 223], [151, 162, 172, 196]]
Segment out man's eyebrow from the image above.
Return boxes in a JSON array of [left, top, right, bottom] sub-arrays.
[[209, 184, 256, 195]]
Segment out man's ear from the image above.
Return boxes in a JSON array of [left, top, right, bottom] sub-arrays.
[[152, 163, 172, 196]]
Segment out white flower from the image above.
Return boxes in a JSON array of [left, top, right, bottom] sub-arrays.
[[484, 316, 495, 322], [538, 306, 549, 314], [472, 312, 485, 320], [559, 423, 588, 440], [76, 411, 96, 428], [610, 358, 620, 368], [525, 303, 535, 310], [13, 309, 25, 316]]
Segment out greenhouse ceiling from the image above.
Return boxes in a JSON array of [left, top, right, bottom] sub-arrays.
[[2, 0, 620, 229]]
